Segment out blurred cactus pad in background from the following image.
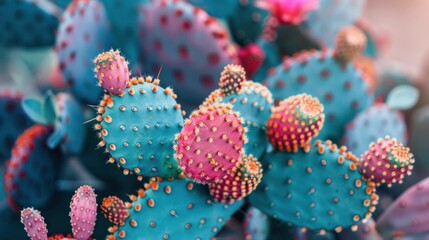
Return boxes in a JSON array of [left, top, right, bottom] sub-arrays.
[[2, 0, 429, 239]]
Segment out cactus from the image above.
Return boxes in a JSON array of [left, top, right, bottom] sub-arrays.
[[0, 0, 60, 47], [101, 196, 130, 226], [138, 0, 238, 104], [376, 177, 429, 239], [174, 103, 247, 183], [375, 70, 415, 103], [333, 26, 367, 63], [267, 93, 324, 152], [188, 0, 240, 18], [106, 177, 243, 239], [94, 49, 131, 95], [338, 218, 382, 240], [95, 76, 184, 179], [238, 44, 266, 80], [343, 104, 407, 156], [359, 136, 414, 187], [202, 65, 273, 159], [70, 185, 97, 240], [56, 0, 112, 104], [209, 154, 263, 203], [244, 207, 270, 240], [249, 140, 378, 232], [256, 0, 319, 25], [4, 125, 63, 210], [0, 90, 33, 163], [21, 208, 48, 240], [264, 28, 372, 142], [410, 105, 429, 167]]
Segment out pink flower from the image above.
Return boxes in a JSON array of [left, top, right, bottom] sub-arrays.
[[257, 0, 319, 25]]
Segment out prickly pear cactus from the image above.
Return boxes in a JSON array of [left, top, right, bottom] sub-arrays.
[[0, 90, 33, 163], [21, 208, 48, 240], [56, 0, 112, 104], [4, 125, 63, 210], [249, 140, 378, 232], [95, 77, 184, 179], [138, 0, 238, 104], [343, 104, 407, 156], [244, 207, 270, 240], [0, 0, 60, 47], [203, 66, 273, 159], [264, 50, 373, 141], [188, 0, 239, 18], [106, 177, 243, 239], [376, 177, 429, 239], [69, 185, 97, 240]]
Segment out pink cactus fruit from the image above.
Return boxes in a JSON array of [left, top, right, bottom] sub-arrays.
[[256, 0, 319, 25], [69, 185, 97, 240], [359, 136, 414, 187], [209, 154, 263, 203], [21, 208, 48, 240], [267, 94, 325, 152], [101, 196, 130, 226], [94, 49, 130, 95], [174, 103, 247, 184], [376, 177, 429, 238], [238, 44, 265, 80], [219, 64, 247, 96], [334, 26, 367, 63]]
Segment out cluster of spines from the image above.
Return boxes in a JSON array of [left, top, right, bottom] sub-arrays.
[[219, 64, 247, 96], [267, 94, 325, 152], [359, 136, 414, 187], [21, 208, 48, 240], [334, 26, 367, 63], [70, 185, 97, 240], [94, 76, 184, 180], [94, 49, 131, 95], [209, 154, 263, 203], [174, 103, 247, 184], [101, 196, 130, 226]]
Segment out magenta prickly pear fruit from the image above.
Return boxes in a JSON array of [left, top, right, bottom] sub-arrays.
[[219, 64, 247, 96], [376, 177, 429, 239], [359, 136, 414, 187], [209, 154, 263, 203], [174, 103, 247, 184], [69, 185, 97, 240], [101, 196, 130, 226], [94, 49, 131, 95], [21, 208, 48, 240], [257, 0, 319, 25], [238, 44, 265, 80], [267, 94, 325, 152], [334, 26, 367, 63]]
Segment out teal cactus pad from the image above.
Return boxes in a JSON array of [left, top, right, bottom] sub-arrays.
[[253, 39, 281, 83], [248, 140, 378, 231], [343, 104, 407, 156], [203, 81, 273, 159], [96, 77, 184, 178], [264, 50, 373, 142], [108, 178, 243, 239], [302, 0, 366, 47]]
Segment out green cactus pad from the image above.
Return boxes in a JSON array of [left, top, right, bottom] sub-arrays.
[[96, 77, 184, 179], [248, 140, 378, 232]]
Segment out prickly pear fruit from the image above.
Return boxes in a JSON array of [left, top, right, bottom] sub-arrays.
[[69, 185, 97, 240], [21, 208, 48, 240], [101, 196, 130, 226]]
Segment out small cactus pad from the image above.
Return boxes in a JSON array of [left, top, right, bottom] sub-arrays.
[[376, 177, 429, 238], [106, 177, 243, 239], [94, 49, 131, 95], [96, 77, 184, 178], [219, 64, 247, 96], [249, 140, 378, 231], [257, 0, 319, 25], [264, 50, 373, 142], [267, 94, 325, 152], [4, 125, 62, 210], [21, 208, 48, 240], [0, 90, 33, 163], [101, 196, 130, 226], [334, 26, 367, 63], [56, 0, 111, 104], [138, 0, 238, 104], [70, 185, 97, 240], [175, 104, 247, 183], [343, 104, 407, 156], [203, 81, 273, 159], [209, 154, 263, 203], [359, 136, 414, 187], [238, 44, 265, 79]]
